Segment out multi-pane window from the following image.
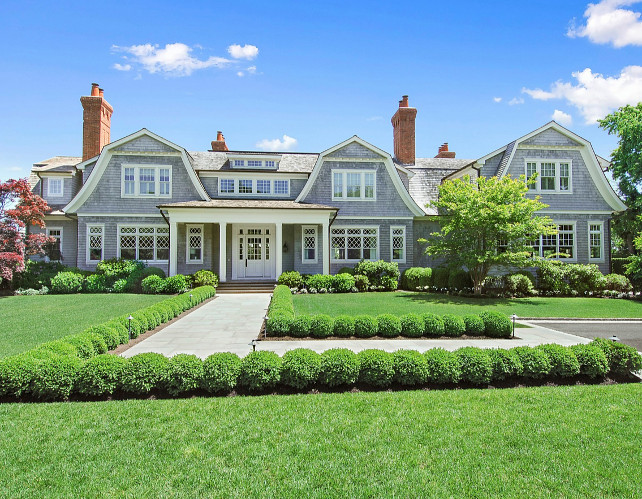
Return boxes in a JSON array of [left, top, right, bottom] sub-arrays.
[[139, 168, 156, 195], [526, 162, 537, 190], [332, 171, 376, 200], [122, 165, 171, 197], [47, 178, 63, 197], [119, 226, 169, 261], [234, 160, 245, 167], [247, 160, 262, 167], [220, 179, 234, 193], [391, 226, 405, 262], [239, 180, 253, 194], [589, 222, 603, 260], [124, 168, 135, 195], [46, 228, 62, 260], [540, 163, 556, 190], [524, 160, 572, 193], [257, 180, 271, 194], [187, 225, 203, 263], [87, 225, 103, 262], [265, 160, 275, 167], [302, 226, 317, 263], [159, 168, 170, 195], [530, 224, 575, 260], [219, 178, 289, 196], [559, 163, 570, 191], [274, 180, 289, 195], [331, 227, 378, 261]]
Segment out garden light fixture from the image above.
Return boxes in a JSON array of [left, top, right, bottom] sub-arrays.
[[250, 339, 257, 351], [127, 315, 134, 340], [511, 314, 517, 338], [610, 335, 620, 342]]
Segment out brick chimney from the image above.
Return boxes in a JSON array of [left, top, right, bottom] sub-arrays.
[[80, 83, 113, 161], [435, 143, 456, 158], [210, 131, 229, 151], [391, 95, 417, 165]]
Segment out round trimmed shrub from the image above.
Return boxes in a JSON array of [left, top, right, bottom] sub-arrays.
[[164, 274, 189, 294], [432, 268, 450, 289], [192, 270, 219, 288], [289, 315, 312, 338], [424, 348, 461, 384], [280, 348, 322, 390], [353, 315, 377, 338], [142, 275, 166, 294], [377, 314, 402, 338], [333, 315, 355, 338], [512, 346, 552, 379], [266, 316, 292, 337], [422, 314, 445, 337], [201, 353, 241, 393], [31, 355, 83, 400], [61, 334, 95, 359], [332, 273, 356, 293], [479, 311, 512, 338], [590, 338, 642, 375], [167, 354, 204, 395], [353, 275, 369, 292], [319, 348, 360, 387], [442, 314, 466, 337], [278, 271, 303, 288], [487, 349, 523, 381], [448, 269, 472, 290], [34, 340, 78, 358], [238, 351, 282, 391], [85, 274, 108, 293], [75, 354, 127, 397], [112, 279, 128, 293], [125, 266, 165, 293], [456, 347, 493, 385], [0, 352, 55, 398], [571, 344, 609, 378], [463, 315, 485, 336], [310, 315, 334, 339], [357, 349, 395, 387], [392, 349, 428, 386], [400, 314, 424, 338], [537, 344, 580, 378], [50, 272, 84, 294], [85, 324, 121, 350], [119, 353, 171, 395], [85, 332, 108, 355]]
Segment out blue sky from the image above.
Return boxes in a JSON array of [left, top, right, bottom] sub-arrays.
[[2, 0, 642, 179]]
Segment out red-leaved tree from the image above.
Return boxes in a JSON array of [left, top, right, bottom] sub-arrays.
[[0, 178, 53, 286]]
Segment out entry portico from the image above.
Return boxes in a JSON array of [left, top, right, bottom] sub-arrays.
[[160, 200, 337, 281]]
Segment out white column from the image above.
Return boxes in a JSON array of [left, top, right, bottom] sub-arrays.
[[219, 222, 227, 283], [169, 221, 178, 277], [322, 221, 330, 275], [275, 222, 283, 280]]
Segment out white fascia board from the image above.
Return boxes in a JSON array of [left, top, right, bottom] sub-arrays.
[[164, 207, 335, 224], [199, 171, 309, 179], [227, 153, 282, 161]]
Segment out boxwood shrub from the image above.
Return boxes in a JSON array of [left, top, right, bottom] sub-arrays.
[[33, 340, 78, 358], [238, 351, 282, 391], [392, 349, 428, 386], [487, 349, 523, 381], [119, 353, 171, 395], [85, 324, 121, 350], [333, 315, 355, 338], [401, 267, 432, 291], [357, 349, 395, 387], [591, 338, 642, 375], [332, 273, 356, 293], [289, 315, 312, 338], [400, 314, 424, 338], [50, 271, 84, 294], [422, 313, 445, 337], [442, 314, 466, 337], [75, 354, 127, 397], [424, 348, 461, 384], [142, 275, 166, 294], [31, 355, 83, 400], [279, 348, 322, 390], [479, 311, 512, 338], [353, 315, 377, 338], [164, 274, 189, 294], [309, 315, 334, 338], [319, 348, 360, 387], [266, 316, 292, 337], [512, 346, 552, 379], [278, 270, 303, 289], [463, 315, 485, 336], [61, 334, 96, 359], [456, 347, 493, 385], [167, 354, 204, 396], [571, 344, 609, 378], [377, 314, 402, 338], [201, 353, 241, 393], [537, 344, 580, 378], [0, 352, 55, 398]]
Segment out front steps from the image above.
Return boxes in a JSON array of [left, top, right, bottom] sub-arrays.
[[216, 281, 277, 294]]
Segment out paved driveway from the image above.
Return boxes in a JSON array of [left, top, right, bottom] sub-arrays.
[[529, 321, 642, 352]]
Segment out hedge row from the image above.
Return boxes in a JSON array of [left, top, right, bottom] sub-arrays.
[[1, 340, 639, 401], [0, 286, 216, 400]]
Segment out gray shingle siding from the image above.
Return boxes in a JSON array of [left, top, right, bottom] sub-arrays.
[[176, 223, 214, 275], [39, 175, 79, 207], [326, 142, 384, 159], [412, 219, 448, 268], [114, 135, 176, 153], [480, 152, 502, 178], [31, 218, 78, 267], [522, 129, 580, 147]]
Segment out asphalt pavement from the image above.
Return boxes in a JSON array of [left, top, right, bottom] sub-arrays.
[[528, 321, 642, 351]]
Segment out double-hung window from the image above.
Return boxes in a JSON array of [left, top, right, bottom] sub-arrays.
[[122, 165, 172, 198], [530, 223, 575, 260], [87, 225, 104, 263], [257, 180, 271, 194], [46, 227, 62, 261], [540, 163, 556, 191], [239, 179, 253, 194], [332, 171, 376, 200], [187, 225, 203, 264], [274, 180, 289, 195], [390, 226, 406, 262], [118, 226, 169, 262], [218, 177, 290, 197], [331, 227, 378, 261], [589, 222, 604, 261], [524, 160, 572, 193], [302, 226, 318, 263], [220, 178, 235, 194], [47, 178, 63, 197]]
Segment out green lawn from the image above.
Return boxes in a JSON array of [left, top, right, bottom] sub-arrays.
[[0, 294, 168, 358], [0, 384, 640, 496], [293, 291, 642, 318]]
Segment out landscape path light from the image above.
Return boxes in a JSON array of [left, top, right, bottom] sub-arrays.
[[511, 314, 517, 338], [610, 335, 620, 342], [128, 315, 134, 340]]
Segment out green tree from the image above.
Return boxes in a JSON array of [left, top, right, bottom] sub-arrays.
[[625, 219, 642, 290], [599, 104, 642, 255], [422, 175, 555, 294]]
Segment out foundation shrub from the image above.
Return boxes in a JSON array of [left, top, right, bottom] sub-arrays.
[[392, 349, 428, 386], [479, 311, 512, 338], [31, 355, 82, 400], [305, 274, 333, 291], [565, 264, 606, 294], [422, 348, 460, 384], [380, 275, 399, 291], [337, 266, 354, 275], [377, 314, 402, 338], [603, 273, 632, 292], [266, 316, 292, 337], [487, 349, 523, 381], [442, 314, 466, 337], [512, 346, 552, 379], [33, 340, 78, 358], [401, 267, 432, 290], [422, 313, 445, 337], [353, 315, 377, 338], [353, 275, 370, 292], [333, 315, 355, 338], [319, 349, 360, 387], [112, 279, 128, 293], [591, 338, 642, 375], [537, 344, 580, 378], [400, 314, 424, 338], [357, 349, 395, 387], [192, 270, 219, 288], [238, 351, 281, 391], [85, 324, 121, 350], [119, 353, 171, 395], [289, 315, 312, 338], [96, 258, 146, 281], [13, 260, 66, 290], [456, 347, 493, 385], [280, 348, 322, 390], [571, 344, 609, 378], [332, 273, 356, 293], [75, 355, 127, 397], [164, 274, 189, 294], [278, 271, 303, 289], [309, 315, 334, 339], [142, 275, 166, 294], [354, 260, 400, 288], [463, 315, 485, 336], [506, 274, 534, 296], [448, 269, 472, 290], [201, 353, 241, 393], [61, 334, 96, 359], [167, 354, 204, 396], [50, 272, 84, 294], [432, 268, 450, 289], [84, 274, 108, 293]]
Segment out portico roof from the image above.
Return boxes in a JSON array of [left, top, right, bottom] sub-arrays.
[[158, 199, 337, 211]]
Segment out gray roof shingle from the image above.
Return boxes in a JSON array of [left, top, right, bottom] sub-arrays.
[[187, 151, 319, 173]]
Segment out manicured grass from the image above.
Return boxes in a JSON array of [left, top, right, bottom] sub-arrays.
[[0, 384, 640, 496], [0, 294, 168, 358], [293, 292, 642, 318]]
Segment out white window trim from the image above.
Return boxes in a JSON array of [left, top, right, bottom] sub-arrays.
[[330, 225, 380, 263], [46, 227, 63, 261], [524, 158, 573, 194], [588, 220, 605, 263], [532, 221, 577, 262], [228, 154, 280, 169], [116, 224, 170, 263], [390, 225, 406, 264], [301, 225, 318, 264], [217, 177, 290, 197], [186, 224, 204, 264], [331, 170, 377, 201], [86, 224, 104, 264], [46, 178, 64, 197], [121, 164, 172, 199]]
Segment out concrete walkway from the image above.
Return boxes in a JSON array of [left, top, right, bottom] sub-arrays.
[[122, 293, 591, 358]]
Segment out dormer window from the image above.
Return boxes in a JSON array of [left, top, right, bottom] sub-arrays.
[[47, 178, 63, 197], [332, 170, 376, 201], [122, 165, 172, 198], [248, 160, 262, 167], [234, 160, 245, 167], [228, 155, 280, 169], [525, 159, 572, 193]]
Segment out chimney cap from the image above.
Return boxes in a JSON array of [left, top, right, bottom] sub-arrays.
[[400, 95, 409, 108]]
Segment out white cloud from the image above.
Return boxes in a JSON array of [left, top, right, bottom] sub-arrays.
[[247, 65, 257, 74], [552, 109, 573, 126], [493, 97, 502, 103], [111, 43, 231, 76], [523, 65, 642, 123], [255, 135, 298, 152], [508, 97, 524, 105], [237, 71, 245, 77], [113, 63, 131, 71], [367, 116, 383, 121], [228, 44, 259, 60], [568, 0, 642, 47]]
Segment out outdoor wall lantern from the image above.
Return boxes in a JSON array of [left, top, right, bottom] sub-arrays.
[[127, 315, 134, 340], [511, 314, 517, 338]]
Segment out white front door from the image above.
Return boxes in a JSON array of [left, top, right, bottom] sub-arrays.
[[234, 225, 274, 279]]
